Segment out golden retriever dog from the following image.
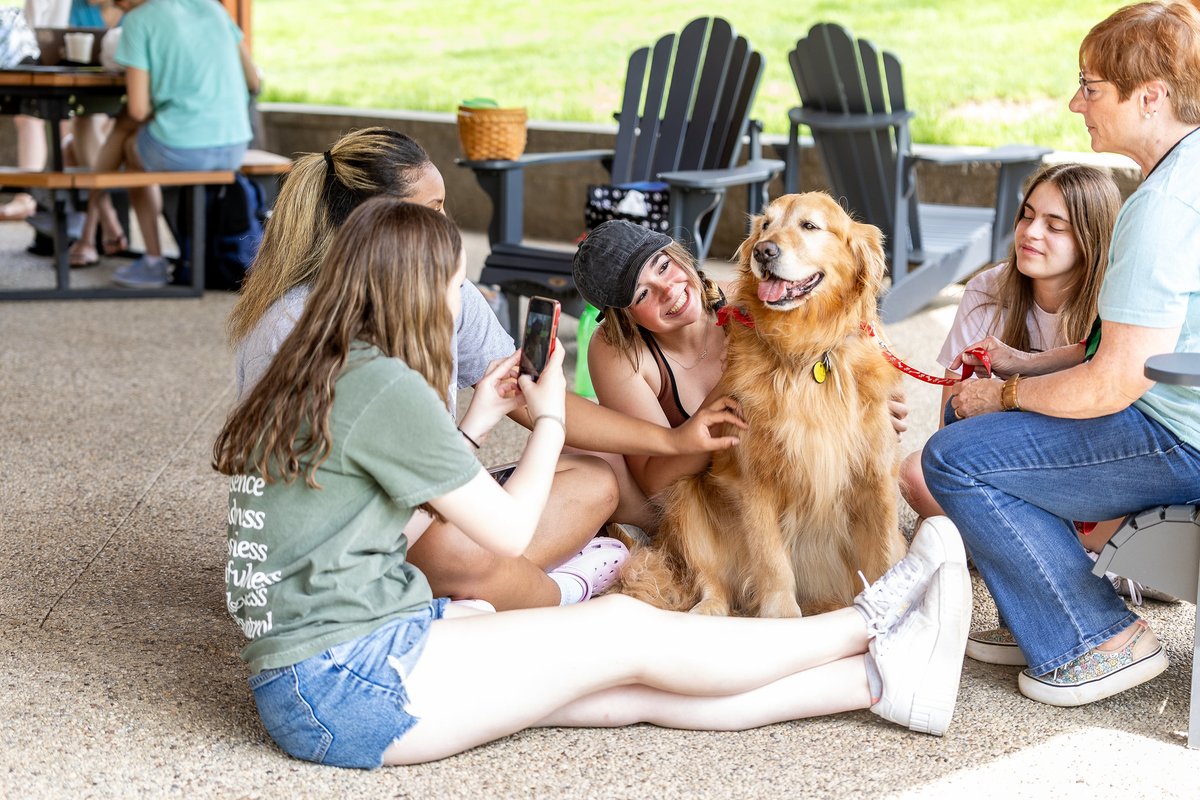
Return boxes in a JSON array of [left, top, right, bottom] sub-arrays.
[[619, 192, 907, 616]]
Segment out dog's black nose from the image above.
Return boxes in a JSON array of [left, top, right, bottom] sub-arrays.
[[753, 240, 780, 264]]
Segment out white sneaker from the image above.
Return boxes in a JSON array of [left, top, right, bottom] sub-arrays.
[[1085, 550, 1181, 605], [855, 516, 966, 638], [869, 518, 972, 736]]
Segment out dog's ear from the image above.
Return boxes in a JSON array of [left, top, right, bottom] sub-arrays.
[[850, 220, 887, 299], [735, 213, 762, 271]]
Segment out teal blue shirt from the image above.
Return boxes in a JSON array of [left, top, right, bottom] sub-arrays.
[[1098, 129, 1200, 450], [115, 0, 251, 149]]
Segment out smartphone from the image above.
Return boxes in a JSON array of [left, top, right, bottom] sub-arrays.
[[487, 462, 517, 485], [519, 296, 561, 380]]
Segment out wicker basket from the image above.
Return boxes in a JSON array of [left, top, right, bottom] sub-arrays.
[[457, 105, 528, 161]]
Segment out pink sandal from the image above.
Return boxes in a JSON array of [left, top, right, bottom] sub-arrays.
[[551, 536, 629, 601]]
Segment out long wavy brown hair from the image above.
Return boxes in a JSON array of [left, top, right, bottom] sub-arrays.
[[213, 199, 462, 488], [986, 163, 1121, 351], [597, 241, 724, 370], [227, 127, 434, 345]]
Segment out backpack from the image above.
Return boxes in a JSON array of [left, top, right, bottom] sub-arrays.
[[175, 173, 265, 291]]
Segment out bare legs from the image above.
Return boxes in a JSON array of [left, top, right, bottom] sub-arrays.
[[567, 447, 660, 531], [1, 115, 46, 220], [66, 115, 125, 264], [71, 112, 160, 265], [406, 454, 618, 610], [390, 595, 871, 764]]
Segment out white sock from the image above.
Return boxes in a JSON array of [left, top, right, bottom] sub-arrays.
[[864, 652, 883, 705], [549, 570, 589, 605]]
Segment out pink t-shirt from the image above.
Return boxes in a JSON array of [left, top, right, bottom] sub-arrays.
[[937, 264, 1068, 370]]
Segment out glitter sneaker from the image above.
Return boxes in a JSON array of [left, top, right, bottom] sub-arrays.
[[1017, 620, 1168, 706], [966, 626, 1028, 666]]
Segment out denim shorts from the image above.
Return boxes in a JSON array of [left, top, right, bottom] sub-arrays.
[[135, 127, 247, 172], [248, 597, 448, 769]]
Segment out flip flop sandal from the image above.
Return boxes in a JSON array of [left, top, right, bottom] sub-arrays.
[[68, 246, 99, 268], [553, 536, 630, 599], [0, 194, 37, 221], [102, 233, 129, 256]]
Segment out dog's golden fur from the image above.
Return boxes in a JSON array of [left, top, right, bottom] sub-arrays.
[[619, 192, 906, 616]]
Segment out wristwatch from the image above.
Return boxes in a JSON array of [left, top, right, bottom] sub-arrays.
[[1001, 374, 1023, 412]]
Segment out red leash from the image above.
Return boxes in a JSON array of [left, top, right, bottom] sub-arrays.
[[717, 310, 991, 385], [859, 322, 991, 384]]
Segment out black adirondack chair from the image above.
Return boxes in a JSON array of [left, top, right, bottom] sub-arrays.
[[785, 22, 1050, 322], [460, 16, 784, 331], [1093, 352, 1200, 749]]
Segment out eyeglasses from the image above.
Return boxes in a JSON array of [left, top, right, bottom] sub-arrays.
[[1078, 72, 1111, 98]]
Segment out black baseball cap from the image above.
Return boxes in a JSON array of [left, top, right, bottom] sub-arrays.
[[572, 220, 673, 313]]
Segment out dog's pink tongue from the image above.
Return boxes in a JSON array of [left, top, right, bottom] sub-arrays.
[[757, 278, 789, 303]]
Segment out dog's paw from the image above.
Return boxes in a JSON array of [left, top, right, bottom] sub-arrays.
[[689, 597, 732, 616], [758, 593, 805, 618]]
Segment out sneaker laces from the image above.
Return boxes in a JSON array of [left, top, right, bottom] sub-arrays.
[[855, 558, 928, 639], [871, 597, 924, 656], [1085, 550, 1143, 606]]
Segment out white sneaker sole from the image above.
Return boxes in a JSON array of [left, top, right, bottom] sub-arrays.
[[966, 636, 1028, 667], [1017, 647, 1168, 707], [879, 517, 972, 736]]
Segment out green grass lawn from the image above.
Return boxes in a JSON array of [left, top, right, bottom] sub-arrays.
[[254, 0, 1125, 151]]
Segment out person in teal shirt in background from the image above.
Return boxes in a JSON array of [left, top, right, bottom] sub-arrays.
[[75, 0, 260, 289]]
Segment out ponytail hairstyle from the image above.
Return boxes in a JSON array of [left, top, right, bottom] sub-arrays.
[[987, 163, 1121, 351], [227, 127, 434, 344], [597, 240, 723, 370], [213, 199, 463, 488]]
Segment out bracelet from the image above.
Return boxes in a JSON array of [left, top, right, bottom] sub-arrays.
[[457, 426, 481, 449], [1000, 374, 1023, 412], [533, 414, 566, 434]]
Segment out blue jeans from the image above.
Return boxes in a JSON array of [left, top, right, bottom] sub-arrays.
[[248, 598, 448, 769], [135, 126, 247, 171], [923, 406, 1200, 675]]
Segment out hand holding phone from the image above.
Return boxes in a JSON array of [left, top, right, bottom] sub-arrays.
[[519, 296, 561, 380]]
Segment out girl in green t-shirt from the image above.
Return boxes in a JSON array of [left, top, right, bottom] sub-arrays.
[[214, 197, 976, 769]]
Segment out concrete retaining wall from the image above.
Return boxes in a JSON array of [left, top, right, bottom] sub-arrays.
[[255, 104, 1142, 260], [0, 103, 1142, 261]]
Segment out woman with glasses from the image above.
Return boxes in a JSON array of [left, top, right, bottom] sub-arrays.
[[923, 0, 1200, 707]]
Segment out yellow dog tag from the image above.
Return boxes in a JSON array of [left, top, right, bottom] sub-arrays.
[[813, 355, 831, 384]]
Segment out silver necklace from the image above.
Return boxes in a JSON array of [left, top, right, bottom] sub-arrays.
[[659, 329, 711, 370]]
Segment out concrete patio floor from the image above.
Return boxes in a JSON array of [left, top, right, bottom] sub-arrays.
[[1, 218, 1197, 798]]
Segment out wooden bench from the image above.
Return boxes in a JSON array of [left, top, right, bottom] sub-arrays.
[[240, 148, 292, 177], [0, 167, 235, 301], [238, 149, 292, 210]]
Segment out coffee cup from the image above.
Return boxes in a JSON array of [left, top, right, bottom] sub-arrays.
[[63, 32, 95, 65]]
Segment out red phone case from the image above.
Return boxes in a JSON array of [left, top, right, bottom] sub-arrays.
[[521, 297, 561, 377]]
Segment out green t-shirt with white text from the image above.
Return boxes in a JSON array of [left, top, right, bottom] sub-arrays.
[[225, 346, 481, 674]]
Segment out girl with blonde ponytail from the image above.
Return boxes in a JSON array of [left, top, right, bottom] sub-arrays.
[[224, 128, 745, 612]]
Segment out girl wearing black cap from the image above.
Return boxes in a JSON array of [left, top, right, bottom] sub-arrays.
[[575, 220, 908, 519]]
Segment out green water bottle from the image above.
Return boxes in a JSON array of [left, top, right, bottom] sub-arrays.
[[574, 303, 600, 399]]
